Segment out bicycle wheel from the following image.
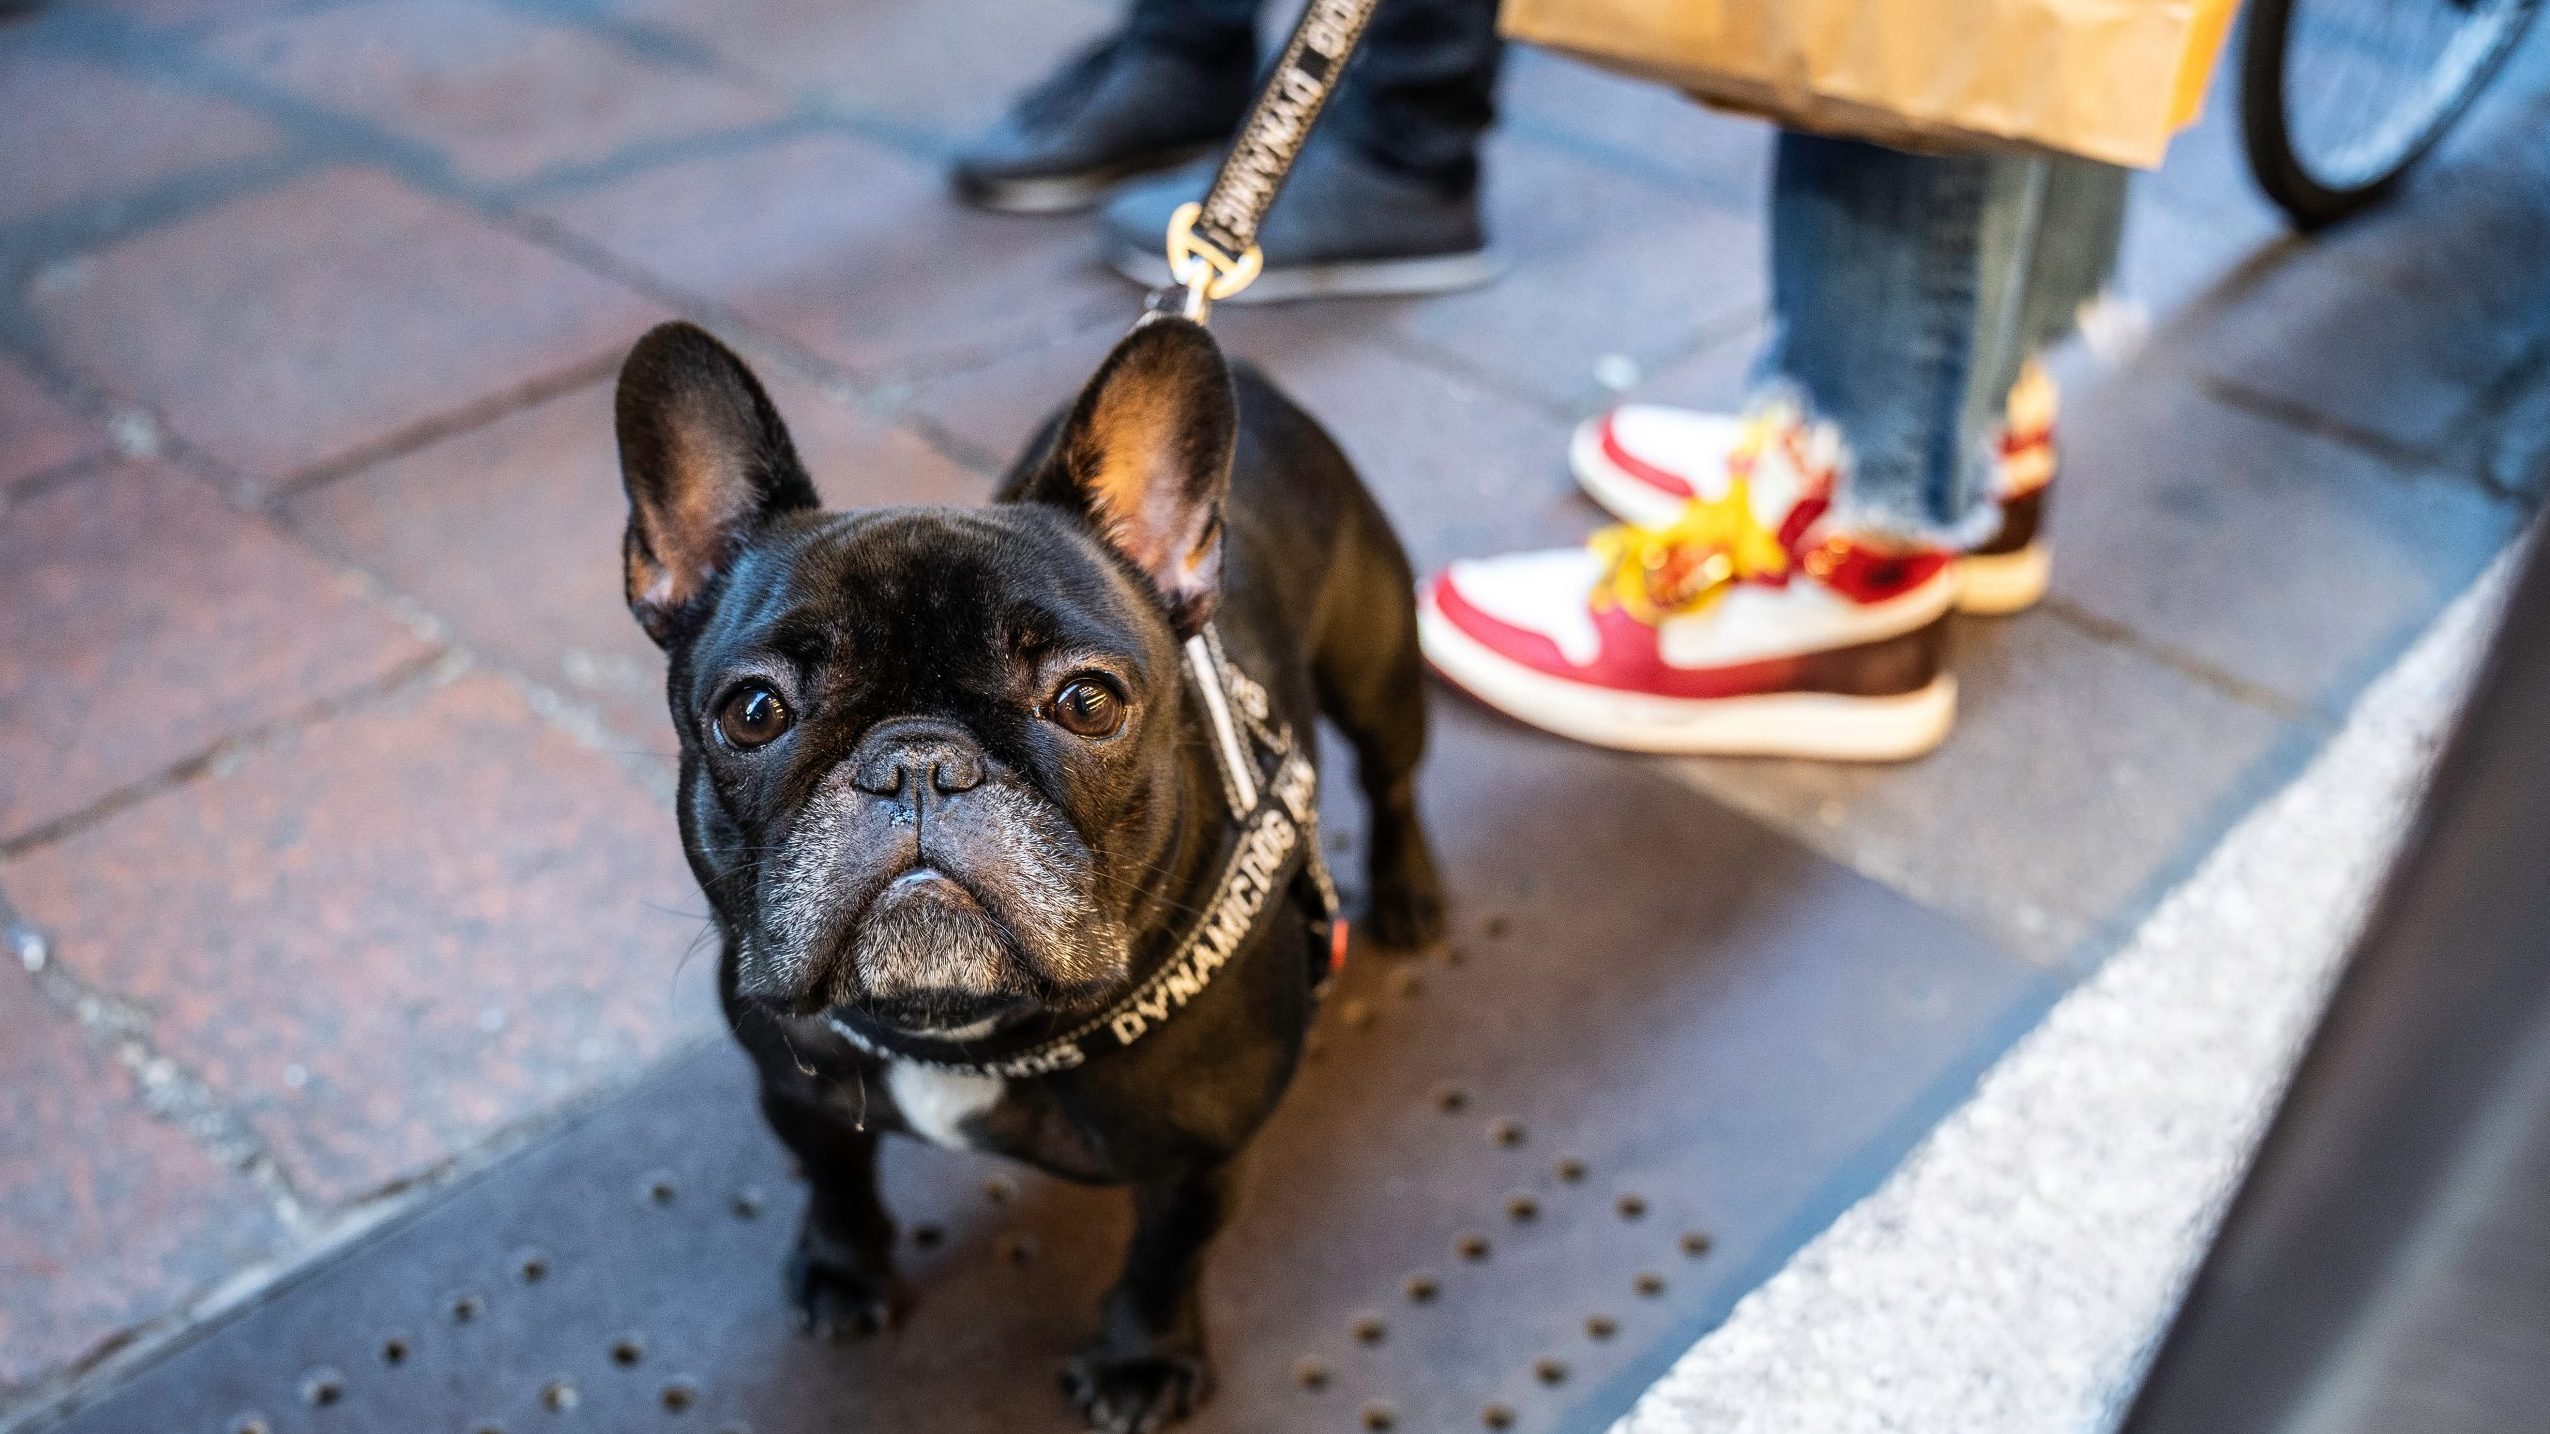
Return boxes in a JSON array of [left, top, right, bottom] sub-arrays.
[[2242, 0, 2541, 228]]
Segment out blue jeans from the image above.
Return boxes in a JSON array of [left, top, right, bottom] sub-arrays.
[[1757, 133, 2130, 542]]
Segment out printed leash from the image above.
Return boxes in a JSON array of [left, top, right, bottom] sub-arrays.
[[1162, 0, 1386, 320]]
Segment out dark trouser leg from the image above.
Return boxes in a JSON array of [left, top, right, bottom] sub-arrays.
[[1120, 0, 1263, 69], [1322, 0, 1504, 194]]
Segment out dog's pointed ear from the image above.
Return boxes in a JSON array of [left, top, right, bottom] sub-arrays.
[[1019, 317, 1237, 636], [615, 322, 818, 649]]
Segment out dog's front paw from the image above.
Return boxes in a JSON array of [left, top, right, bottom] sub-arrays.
[[1060, 1346, 1210, 1433], [785, 1234, 905, 1340], [1362, 876, 1448, 956]]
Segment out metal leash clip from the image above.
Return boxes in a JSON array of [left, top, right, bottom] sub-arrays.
[[1165, 201, 1264, 321]]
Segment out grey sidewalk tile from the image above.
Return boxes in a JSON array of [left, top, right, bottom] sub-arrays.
[[1665, 609, 2299, 967], [1391, 135, 1765, 414], [205, 0, 788, 187], [2053, 370, 2523, 716], [527, 132, 1124, 382], [612, 0, 1115, 143], [1500, 47, 1773, 205]]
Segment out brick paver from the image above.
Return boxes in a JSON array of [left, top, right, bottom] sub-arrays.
[[529, 132, 1124, 381], [288, 372, 981, 761], [207, 0, 788, 186], [0, 48, 283, 227], [3, 670, 716, 1212], [0, 460, 435, 844], [0, 964, 283, 1395], [30, 165, 663, 491], [0, 353, 107, 489]]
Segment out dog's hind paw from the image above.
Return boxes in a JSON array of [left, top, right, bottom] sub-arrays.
[[1060, 1348, 1210, 1432], [785, 1240, 905, 1340]]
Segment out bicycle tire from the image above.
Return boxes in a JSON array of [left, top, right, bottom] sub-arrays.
[[2241, 0, 2540, 229]]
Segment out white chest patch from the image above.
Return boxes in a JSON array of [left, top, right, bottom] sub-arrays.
[[884, 1062, 1005, 1150]]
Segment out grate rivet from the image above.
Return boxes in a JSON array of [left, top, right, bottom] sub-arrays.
[[1505, 1193, 1540, 1222], [730, 1187, 765, 1220], [380, 1337, 409, 1367], [450, 1293, 485, 1324], [1482, 1403, 1516, 1429], [1586, 1314, 1618, 1340], [231, 1416, 271, 1434], [516, 1249, 550, 1284], [1680, 1230, 1714, 1257], [1352, 1312, 1388, 1345], [540, 1379, 579, 1412], [1361, 1402, 1398, 1430], [1491, 1119, 1526, 1147], [611, 1335, 646, 1368], [1535, 1357, 1568, 1385], [1405, 1273, 1440, 1303], [911, 1222, 945, 1250], [1634, 1271, 1666, 1297], [1616, 1193, 1648, 1220], [1554, 1158, 1587, 1184], [300, 1368, 345, 1407], [998, 1233, 1038, 1266], [1483, 914, 1511, 940], [642, 1173, 678, 1206], [1294, 1358, 1331, 1391], [1433, 1084, 1469, 1113], [983, 1174, 1017, 1204], [660, 1378, 698, 1412]]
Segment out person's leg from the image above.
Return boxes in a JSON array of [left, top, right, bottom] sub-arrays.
[[1759, 133, 2127, 542], [951, 0, 1263, 214], [1118, 0, 1260, 69], [1418, 133, 2132, 760], [1096, 0, 1506, 301], [1321, 0, 1505, 197]]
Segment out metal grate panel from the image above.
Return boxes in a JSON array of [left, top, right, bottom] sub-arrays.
[[49, 707, 2055, 1434]]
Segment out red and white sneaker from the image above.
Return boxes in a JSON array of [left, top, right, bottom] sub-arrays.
[[1421, 417, 1959, 760], [1569, 365, 2058, 616]]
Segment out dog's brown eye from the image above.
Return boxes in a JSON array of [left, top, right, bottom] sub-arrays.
[[716, 684, 790, 750], [1049, 677, 1125, 739]]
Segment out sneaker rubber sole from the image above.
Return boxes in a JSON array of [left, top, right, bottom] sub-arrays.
[[1569, 419, 2051, 618], [1418, 589, 1957, 761], [1107, 241, 1505, 303], [953, 145, 1217, 216]]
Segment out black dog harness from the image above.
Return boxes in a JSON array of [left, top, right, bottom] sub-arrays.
[[825, 628, 1341, 1080]]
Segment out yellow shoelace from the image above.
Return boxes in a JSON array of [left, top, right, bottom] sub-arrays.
[[1589, 422, 1793, 624]]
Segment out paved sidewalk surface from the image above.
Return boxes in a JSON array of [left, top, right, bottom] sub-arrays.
[[0, 0, 2542, 1422]]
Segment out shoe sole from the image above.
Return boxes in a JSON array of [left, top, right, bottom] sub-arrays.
[[1108, 241, 1504, 303], [953, 146, 1216, 216], [1569, 417, 2051, 618], [1953, 543, 2051, 616], [1418, 589, 1956, 761]]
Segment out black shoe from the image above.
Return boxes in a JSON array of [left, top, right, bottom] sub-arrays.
[[952, 39, 1251, 215], [1100, 140, 1501, 303]]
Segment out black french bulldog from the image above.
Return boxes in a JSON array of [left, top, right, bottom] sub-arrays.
[[614, 316, 1444, 1431]]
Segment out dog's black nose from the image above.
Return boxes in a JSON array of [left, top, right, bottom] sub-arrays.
[[852, 733, 984, 797]]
